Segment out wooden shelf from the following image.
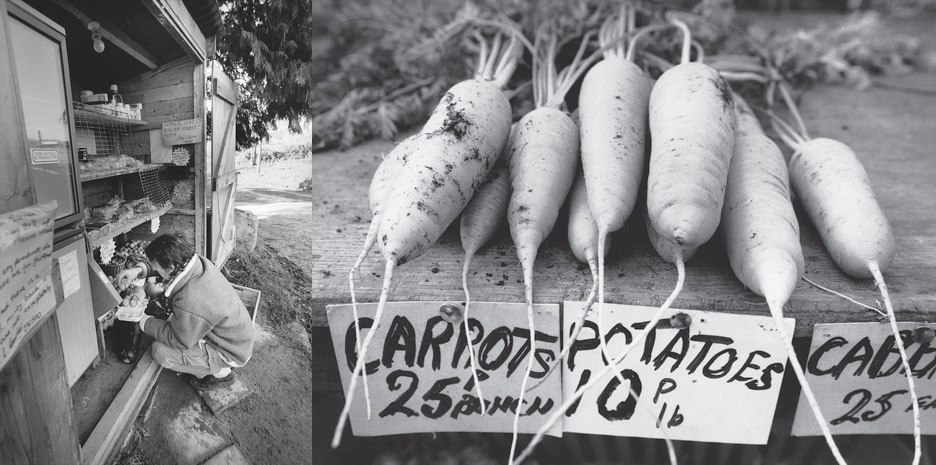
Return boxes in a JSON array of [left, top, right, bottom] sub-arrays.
[[88, 203, 172, 249], [73, 106, 147, 127], [80, 164, 151, 182]]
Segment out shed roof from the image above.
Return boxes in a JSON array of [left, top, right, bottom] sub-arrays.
[[23, 0, 222, 86]]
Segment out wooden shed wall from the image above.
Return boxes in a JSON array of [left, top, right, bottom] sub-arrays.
[[119, 57, 196, 130]]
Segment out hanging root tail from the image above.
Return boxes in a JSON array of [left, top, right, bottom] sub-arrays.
[[347, 268, 371, 419], [597, 229, 630, 404], [527, 259, 598, 393], [767, 299, 848, 465], [801, 276, 885, 317], [514, 257, 686, 465], [869, 260, 921, 465], [509, 265, 537, 465], [462, 253, 485, 407], [347, 227, 380, 419], [332, 260, 395, 448]]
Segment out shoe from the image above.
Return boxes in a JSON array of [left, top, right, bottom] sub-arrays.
[[189, 371, 236, 391]]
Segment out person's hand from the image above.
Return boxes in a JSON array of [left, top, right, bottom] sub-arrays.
[[115, 266, 142, 291], [143, 279, 164, 299]]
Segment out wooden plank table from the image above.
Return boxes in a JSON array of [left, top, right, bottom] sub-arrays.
[[242, 24, 936, 338]]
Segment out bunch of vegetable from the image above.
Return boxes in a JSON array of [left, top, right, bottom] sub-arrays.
[[503, 25, 598, 464], [336, 25, 524, 448], [115, 239, 149, 262]]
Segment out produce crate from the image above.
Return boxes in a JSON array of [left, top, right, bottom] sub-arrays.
[[232, 284, 261, 326]]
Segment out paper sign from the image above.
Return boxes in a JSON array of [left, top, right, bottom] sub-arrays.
[[162, 119, 203, 145], [56, 249, 80, 299], [792, 322, 936, 436], [561, 302, 793, 444], [30, 149, 59, 164], [0, 202, 58, 370], [327, 301, 562, 438], [171, 146, 191, 166]]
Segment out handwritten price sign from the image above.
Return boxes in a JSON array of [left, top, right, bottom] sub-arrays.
[[161, 119, 203, 145], [561, 302, 793, 445], [327, 301, 562, 437], [0, 202, 57, 371], [792, 322, 936, 436]]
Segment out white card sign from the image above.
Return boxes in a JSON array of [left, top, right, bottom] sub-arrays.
[[327, 301, 562, 438], [0, 202, 57, 370], [171, 146, 191, 166], [792, 322, 936, 436], [561, 302, 793, 444], [162, 119, 203, 145], [56, 249, 81, 299]]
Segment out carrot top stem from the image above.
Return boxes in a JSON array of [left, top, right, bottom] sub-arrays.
[[691, 40, 705, 63], [869, 260, 922, 465], [598, 4, 630, 59], [548, 31, 601, 108], [778, 81, 811, 140], [763, 109, 807, 149], [472, 30, 523, 89], [626, 24, 669, 62], [669, 17, 692, 65], [472, 31, 490, 80], [717, 70, 770, 84], [492, 35, 523, 89]]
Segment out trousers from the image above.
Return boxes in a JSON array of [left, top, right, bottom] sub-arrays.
[[151, 339, 230, 378]]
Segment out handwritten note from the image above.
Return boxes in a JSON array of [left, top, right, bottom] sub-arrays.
[[56, 249, 80, 299], [162, 119, 203, 145], [0, 201, 57, 370], [327, 301, 562, 438], [792, 322, 936, 436], [171, 146, 191, 166], [561, 302, 793, 445]]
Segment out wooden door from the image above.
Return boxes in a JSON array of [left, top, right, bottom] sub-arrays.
[[1, 2, 80, 463], [209, 64, 237, 266]]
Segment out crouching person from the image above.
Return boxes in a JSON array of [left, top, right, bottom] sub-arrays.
[[116, 233, 254, 391]]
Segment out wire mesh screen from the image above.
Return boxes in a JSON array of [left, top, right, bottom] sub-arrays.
[[139, 166, 171, 204], [72, 101, 143, 163]]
